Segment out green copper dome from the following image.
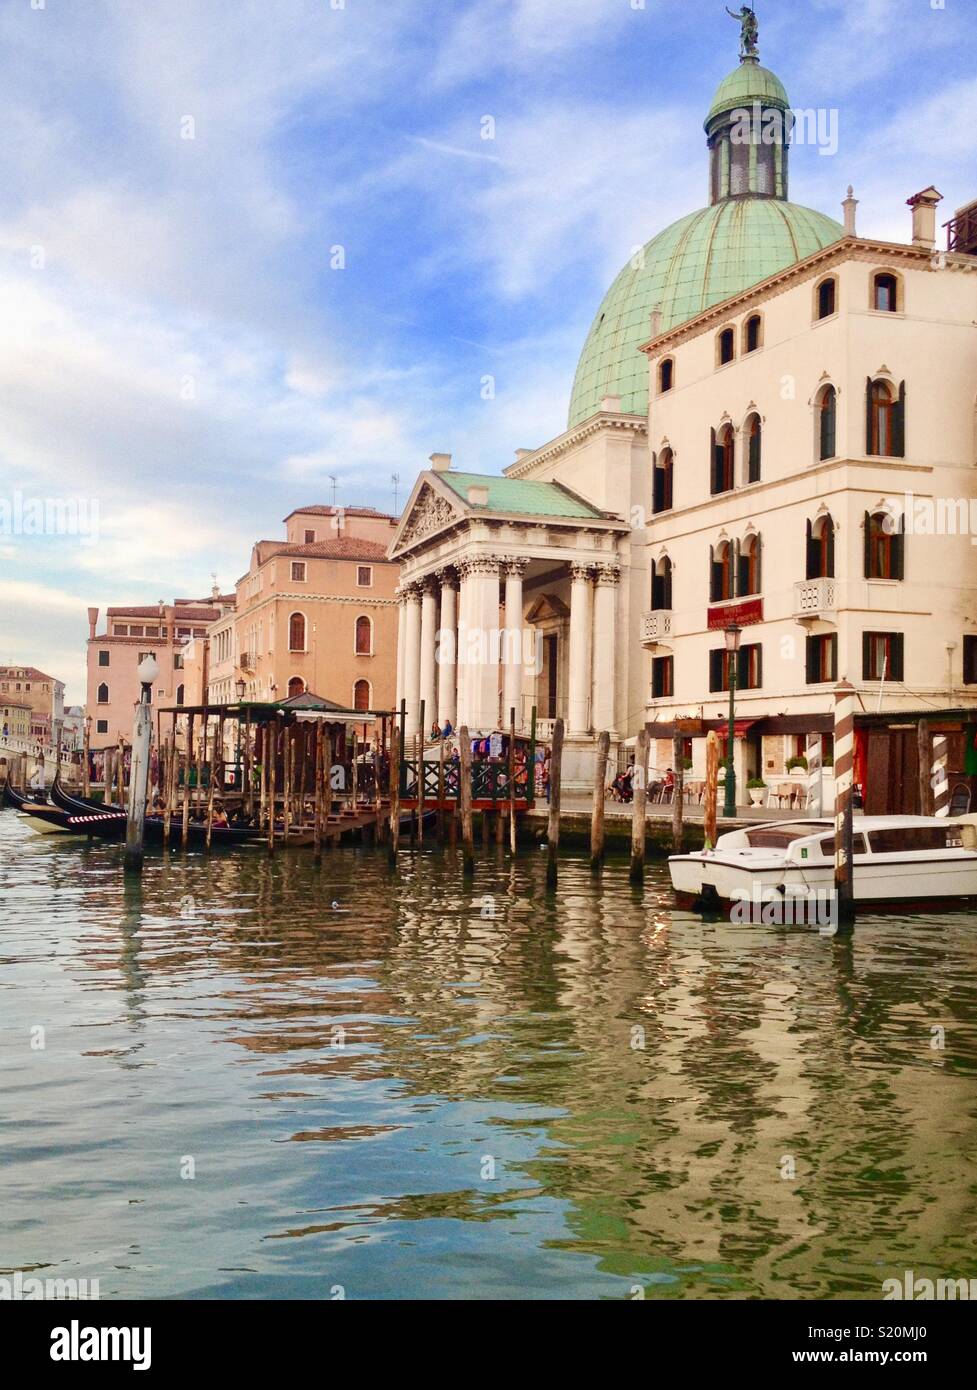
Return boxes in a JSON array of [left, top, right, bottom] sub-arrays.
[[706, 58, 789, 125], [568, 200, 843, 427]]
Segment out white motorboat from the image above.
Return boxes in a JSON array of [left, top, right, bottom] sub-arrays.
[[668, 816, 977, 912]]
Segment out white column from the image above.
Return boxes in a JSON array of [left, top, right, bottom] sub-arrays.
[[437, 570, 458, 729], [567, 563, 594, 737], [592, 563, 619, 737], [456, 562, 472, 728], [472, 556, 502, 732], [502, 560, 526, 732], [419, 578, 438, 738], [403, 583, 422, 739], [395, 588, 407, 716]]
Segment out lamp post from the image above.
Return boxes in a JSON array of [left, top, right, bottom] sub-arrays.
[[723, 623, 742, 818], [124, 654, 159, 873], [235, 677, 246, 786]]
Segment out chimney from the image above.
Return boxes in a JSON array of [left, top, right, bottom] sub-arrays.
[[514, 448, 534, 463], [467, 484, 489, 507], [842, 185, 858, 236], [649, 305, 663, 337], [430, 452, 452, 473], [907, 186, 943, 249], [601, 394, 622, 413], [87, 607, 98, 640]]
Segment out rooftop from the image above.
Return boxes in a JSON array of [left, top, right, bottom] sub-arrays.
[[283, 504, 397, 522], [438, 471, 608, 520]]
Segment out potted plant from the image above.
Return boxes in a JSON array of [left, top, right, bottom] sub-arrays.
[[786, 755, 808, 773], [747, 777, 767, 807]]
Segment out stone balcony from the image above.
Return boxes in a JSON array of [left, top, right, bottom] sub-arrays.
[[641, 609, 673, 645], [793, 577, 837, 623]]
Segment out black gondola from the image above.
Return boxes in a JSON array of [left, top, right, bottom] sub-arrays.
[[4, 778, 127, 837], [52, 780, 264, 846]]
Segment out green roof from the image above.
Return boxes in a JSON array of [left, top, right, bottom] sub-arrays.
[[706, 59, 790, 126], [568, 198, 843, 428], [440, 471, 604, 519]]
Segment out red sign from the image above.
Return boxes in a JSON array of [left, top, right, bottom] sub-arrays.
[[707, 599, 763, 631]]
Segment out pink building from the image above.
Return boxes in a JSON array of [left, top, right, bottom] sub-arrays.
[[85, 593, 234, 747]]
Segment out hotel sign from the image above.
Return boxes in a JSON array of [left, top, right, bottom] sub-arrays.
[[707, 599, 763, 630]]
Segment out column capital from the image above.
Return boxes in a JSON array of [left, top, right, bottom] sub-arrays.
[[435, 566, 459, 590], [399, 580, 424, 602], [503, 557, 528, 578], [569, 562, 594, 583], [420, 573, 440, 597], [461, 554, 502, 576], [595, 562, 622, 586]]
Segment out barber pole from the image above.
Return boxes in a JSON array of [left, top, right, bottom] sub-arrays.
[[832, 679, 856, 928], [931, 733, 949, 818], [806, 734, 822, 816]]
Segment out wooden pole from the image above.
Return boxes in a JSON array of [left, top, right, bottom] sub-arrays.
[[282, 724, 293, 842], [703, 730, 719, 850], [388, 725, 401, 864], [916, 719, 931, 815], [932, 730, 950, 818], [205, 715, 217, 851], [545, 717, 564, 889], [590, 730, 610, 871], [82, 720, 91, 797], [117, 734, 125, 809], [351, 722, 359, 817], [833, 679, 856, 929], [807, 733, 823, 816], [415, 701, 423, 846], [630, 727, 649, 884], [181, 711, 193, 849], [314, 720, 324, 864], [437, 736, 446, 844], [163, 726, 176, 846], [672, 733, 685, 851], [268, 717, 278, 856], [459, 724, 475, 877], [259, 724, 268, 831], [243, 710, 253, 819], [509, 708, 517, 856]]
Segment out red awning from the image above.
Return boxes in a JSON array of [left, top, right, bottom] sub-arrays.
[[733, 719, 758, 738]]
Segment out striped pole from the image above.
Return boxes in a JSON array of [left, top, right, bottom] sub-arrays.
[[931, 733, 950, 818], [806, 734, 823, 816], [833, 679, 856, 929]]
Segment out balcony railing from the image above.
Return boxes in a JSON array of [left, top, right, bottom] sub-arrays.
[[793, 577, 837, 621], [239, 652, 257, 671], [641, 609, 673, 644]]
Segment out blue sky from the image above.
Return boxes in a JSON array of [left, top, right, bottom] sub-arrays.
[[1, 0, 976, 701]]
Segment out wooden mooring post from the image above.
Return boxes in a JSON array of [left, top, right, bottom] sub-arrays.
[[833, 679, 856, 929], [181, 711, 194, 849], [459, 725, 475, 877], [388, 725, 401, 866], [267, 717, 278, 856], [508, 708, 517, 857], [545, 717, 564, 890], [314, 720, 324, 865], [630, 727, 649, 884], [590, 730, 610, 872], [672, 732, 685, 851], [703, 730, 719, 850], [163, 724, 176, 847]]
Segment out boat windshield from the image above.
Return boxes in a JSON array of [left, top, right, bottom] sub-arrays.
[[867, 826, 964, 853], [745, 825, 824, 849]]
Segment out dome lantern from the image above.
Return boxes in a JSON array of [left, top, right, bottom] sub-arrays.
[[706, 9, 792, 203]]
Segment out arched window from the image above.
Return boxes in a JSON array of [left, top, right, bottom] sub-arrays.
[[818, 385, 837, 459], [738, 534, 762, 596], [873, 272, 899, 312], [287, 676, 305, 698], [816, 276, 837, 320], [659, 358, 674, 393], [355, 615, 372, 655], [651, 556, 672, 611], [745, 413, 761, 483], [806, 515, 835, 579], [710, 540, 735, 602], [176, 684, 185, 706], [864, 510, 905, 580], [653, 448, 673, 514], [353, 679, 371, 712], [288, 612, 306, 652], [97, 682, 109, 704], [717, 327, 735, 366], [866, 378, 905, 457], [711, 424, 735, 494], [744, 314, 762, 353]]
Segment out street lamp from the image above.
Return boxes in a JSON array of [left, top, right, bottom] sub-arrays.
[[723, 624, 742, 818], [235, 677, 246, 785]]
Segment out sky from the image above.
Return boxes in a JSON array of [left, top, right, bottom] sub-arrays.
[[1, 0, 975, 702]]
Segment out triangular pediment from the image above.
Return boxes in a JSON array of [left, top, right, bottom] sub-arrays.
[[390, 477, 465, 557], [525, 593, 570, 623]]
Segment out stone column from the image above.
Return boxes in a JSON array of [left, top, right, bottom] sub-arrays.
[[472, 556, 503, 732], [395, 587, 407, 716], [403, 583, 422, 739], [567, 564, 594, 737], [592, 563, 620, 737], [456, 562, 473, 729], [436, 570, 458, 730], [502, 559, 526, 731], [419, 577, 439, 738]]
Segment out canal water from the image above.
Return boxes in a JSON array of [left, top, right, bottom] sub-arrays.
[[2, 810, 976, 1301]]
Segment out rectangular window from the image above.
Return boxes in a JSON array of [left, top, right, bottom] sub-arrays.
[[291, 561, 307, 582], [805, 633, 838, 684], [173, 654, 184, 669], [964, 635, 977, 685], [96, 720, 108, 734], [304, 529, 316, 544], [652, 656, 673, 699], [862, 631, 904, 681], [98, 651, 110, 667], [357, 566, 373, 587], [129, 625, 144, 637], [113, 625, 128, 636], [708, 644, 762, 692]]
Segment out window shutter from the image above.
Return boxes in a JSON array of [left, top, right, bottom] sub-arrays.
[[709, 649, 722, 693], [805, 636, 816, 685], [893, 380, 906, 457], [891, 633, 904, 682], [749, 422, 761, 482], [863, 511, 872, 578], [866, 377, 875, 455], [862, 631, 872, 680], [805, 519, 815, 579], [710, 428, 719, 494], [733, 539, 742, 597], [826, 519, 835, 578], [829, 634, 838, 682], [755, 535, 763, 594], [821, 390, 836, 460], [892, 513, 905, 580], [754, 644, 762, 690], [709, 544, 716, 601]]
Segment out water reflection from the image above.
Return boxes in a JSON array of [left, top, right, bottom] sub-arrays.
[[1, 814, 975, 1300]]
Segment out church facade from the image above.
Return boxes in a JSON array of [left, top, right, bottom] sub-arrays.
[[389, 34, 977, 793]]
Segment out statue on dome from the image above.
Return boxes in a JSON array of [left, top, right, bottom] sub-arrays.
[[726, 5, 759, 60]]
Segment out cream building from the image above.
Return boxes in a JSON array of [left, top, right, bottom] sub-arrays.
[[390, 30, 977, 795]]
